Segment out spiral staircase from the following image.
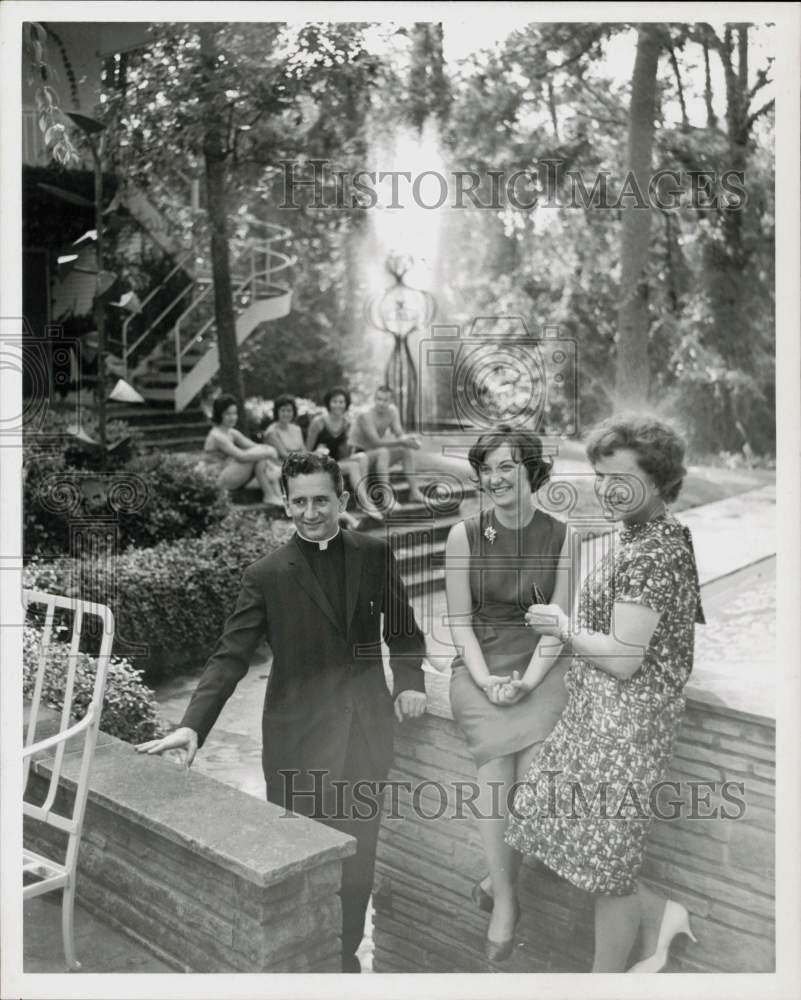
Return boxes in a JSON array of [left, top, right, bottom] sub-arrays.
[[107, 192, 294, 450]]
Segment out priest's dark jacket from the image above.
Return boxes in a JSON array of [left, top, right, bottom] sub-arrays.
[[180, 526, 426, 801]]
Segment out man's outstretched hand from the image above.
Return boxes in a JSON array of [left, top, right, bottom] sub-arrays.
[[136, 726, 198, 769], [394, 690, 426, 722]]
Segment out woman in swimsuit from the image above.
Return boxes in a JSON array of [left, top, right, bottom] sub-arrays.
[[306, 386, 384, 526], [263, 394, 306, 458], [201, 394, 284, 508]]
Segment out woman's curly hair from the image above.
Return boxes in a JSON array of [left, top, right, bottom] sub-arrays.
[[585, 414, 688, 503]]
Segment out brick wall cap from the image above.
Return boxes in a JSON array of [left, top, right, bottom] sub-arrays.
[[32, 733, 355, 887]]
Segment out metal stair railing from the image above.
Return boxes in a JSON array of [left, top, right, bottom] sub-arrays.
[[120, 248, 195, 378], [171, 218, 294, 384]]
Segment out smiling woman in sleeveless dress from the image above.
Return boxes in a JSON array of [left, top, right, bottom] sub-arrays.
[[446, 425, 572, 962]]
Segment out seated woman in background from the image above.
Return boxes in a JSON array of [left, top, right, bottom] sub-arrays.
[[306, 386, 385, 527], [263, 394, 306, 457], [202, 394, 284, 509]]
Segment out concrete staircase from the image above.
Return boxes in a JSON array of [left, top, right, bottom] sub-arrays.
[[229, 471, 479, 598], [108, 401, 210, 451]]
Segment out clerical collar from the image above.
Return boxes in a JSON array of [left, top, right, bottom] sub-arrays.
[[295, 526, 341, 550]]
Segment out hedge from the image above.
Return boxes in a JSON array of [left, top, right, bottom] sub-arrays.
[[23, 623, 165, 745], [24, 451, 231, 556], [23, 512, 293, 685]]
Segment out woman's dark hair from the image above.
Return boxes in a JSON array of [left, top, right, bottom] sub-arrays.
[[273, 394, 298, 421], [211, 394, 238, 425], [467, 425, 553, 493], [324, 385, 351, 410], [281, 450, 344, 497], [585, 414, 688, 503]]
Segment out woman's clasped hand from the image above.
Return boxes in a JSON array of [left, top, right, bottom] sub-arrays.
[[482, 671, 532, 706]]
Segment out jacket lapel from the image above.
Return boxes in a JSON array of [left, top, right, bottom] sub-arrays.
[[342, 529, 365, 636], [288, 535, 343, 634]]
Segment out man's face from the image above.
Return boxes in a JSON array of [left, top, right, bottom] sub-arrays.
[[284, 471, 348, 540], [374, 389, 393, 414]]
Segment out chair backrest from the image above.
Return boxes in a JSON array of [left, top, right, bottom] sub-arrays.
[[23, 589, 114, 838]]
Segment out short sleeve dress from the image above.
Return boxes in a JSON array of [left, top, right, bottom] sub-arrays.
[[505, 512, 705, 895], [449, 506, 570, 767]]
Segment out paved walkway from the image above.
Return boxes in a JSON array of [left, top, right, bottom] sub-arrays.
[[22, 483, 776, 975], [23, 893, 173, 974]]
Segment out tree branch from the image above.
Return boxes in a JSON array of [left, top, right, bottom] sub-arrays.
[[667, 44, 689, 131], [701, 37, 718, 128], [748, 62, 773, 100], [575, 72, 625, 119], [746, 97, 775, 131], [572, 107, 628, 129]]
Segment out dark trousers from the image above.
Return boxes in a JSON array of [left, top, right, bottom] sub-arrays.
[[266, 719, 384, 971]]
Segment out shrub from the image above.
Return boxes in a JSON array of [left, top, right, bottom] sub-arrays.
[[24, 451, 231, 556], [23, 513, 293, 685], [23, 623, 165, 744], [24, 406, 143, 468], [112, 452, 231, 550]]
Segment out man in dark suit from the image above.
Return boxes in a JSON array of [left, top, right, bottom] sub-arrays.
[[137, 451, 427, 972]]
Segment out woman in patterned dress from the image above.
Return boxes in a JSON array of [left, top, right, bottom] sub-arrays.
[[505, 415, 705, 973], [446, 427, 573, 961]]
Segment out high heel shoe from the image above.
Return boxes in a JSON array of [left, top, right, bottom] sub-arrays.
[[471, 878, 493, 913], [627, 900, 698, 973], [485, 899, 520, 964]]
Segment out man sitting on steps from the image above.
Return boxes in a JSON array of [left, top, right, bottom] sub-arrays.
[[348, 385, 426, 506]]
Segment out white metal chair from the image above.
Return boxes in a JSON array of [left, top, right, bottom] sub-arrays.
[[23, 589, 114, 971]]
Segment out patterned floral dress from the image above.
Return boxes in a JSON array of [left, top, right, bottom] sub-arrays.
[[505, 512, 705, 895]]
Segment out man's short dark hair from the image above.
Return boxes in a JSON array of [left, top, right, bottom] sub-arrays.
[[324, 385, 351, 410], [211, 394, 238, 425], [467, 425, 553, 493], [281, 450, 344, 497], [375, 384, 394, 398], [585, 413, 687, 503], [274, 394, 298, 421]]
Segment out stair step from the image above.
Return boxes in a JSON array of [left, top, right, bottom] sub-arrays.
[[139, 372, 183, 387], [139, 387, 181, 402], [404, 565, 446, 597], [109, 406, 207, 426], [131, 421, 211, 440], [142, 435, 207, 451]]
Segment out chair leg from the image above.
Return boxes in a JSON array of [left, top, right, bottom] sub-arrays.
[[62, 881, 81, 971]]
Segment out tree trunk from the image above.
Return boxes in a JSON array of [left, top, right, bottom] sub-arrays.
[[409, 22, 450, 132], [199, 25, 245, 415], [92, 143, 107, 457], [704, 24, 751, 370], [614, 24, 662, 409]]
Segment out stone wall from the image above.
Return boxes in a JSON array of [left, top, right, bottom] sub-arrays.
[[24, 729, 354, 973], [373, 668, 775, 973]]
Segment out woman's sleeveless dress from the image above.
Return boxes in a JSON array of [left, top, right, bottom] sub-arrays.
[[449, 507, 569, 767]]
